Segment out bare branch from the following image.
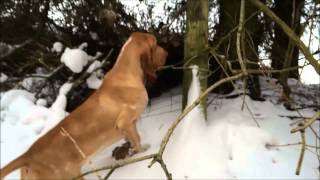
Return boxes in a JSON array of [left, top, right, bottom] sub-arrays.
[[236, 0, 248, 76], [249, 0, 320, 75], [0, 39, 33, 61], [290, 112, 320, 175], [291, 112, 320, 133], [72, 154, 157, 180], [296, 130, 306, 175]]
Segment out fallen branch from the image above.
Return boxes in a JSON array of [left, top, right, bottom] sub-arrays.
[[72, 153, 157, 180], [291, 112, 320, 133]]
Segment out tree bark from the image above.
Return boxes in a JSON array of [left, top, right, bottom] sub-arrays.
[[210, 0, 263, 99], [182, 0, 209, 119], [271, 0, 304, 79]]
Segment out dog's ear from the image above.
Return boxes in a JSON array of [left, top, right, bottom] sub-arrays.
[[141, 46, 167, 84], [145, 34, 157, 49], [141, 47, 157, 83], [152, 46, 167, 70], [139, 34, 157, 83], [140, 34, 167, 84]]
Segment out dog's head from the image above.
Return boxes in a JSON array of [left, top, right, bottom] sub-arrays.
[[133, 33, 167, 83]]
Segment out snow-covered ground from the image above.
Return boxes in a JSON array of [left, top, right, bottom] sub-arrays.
[[1, 74, 319, 179]]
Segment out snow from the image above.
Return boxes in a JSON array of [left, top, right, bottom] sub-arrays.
[[0, 90, 35, 110], [0, 82, 72, 176], [51, 41, 64, 53], [86, 60, 103, 89], [60, 47, 90, 73], [164, 65, 209, 177], [0, 73, 8, 83], [86, 73, 103, 89], [72, 27, 79, 34], [0, 42, 13, 55], [92, 51, 103, 60], [41, 82, 72, 133], [89, 31, 99, 40], [86, 60, 102, 73], [78, 42, 88, 50], [36, 98, 47, 106], [1, 77, 319, 179], [21, 77, 45, 91]]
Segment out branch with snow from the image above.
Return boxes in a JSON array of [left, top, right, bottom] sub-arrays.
[[60, 48, 90, 73], [0, 39, 33, 61], [68, 48, 113, 93]]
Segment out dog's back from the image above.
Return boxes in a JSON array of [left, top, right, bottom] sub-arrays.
[[0, 89, 124, 179]]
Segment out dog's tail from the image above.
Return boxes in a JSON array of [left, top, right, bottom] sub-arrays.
[[0, 155, 26, 179]]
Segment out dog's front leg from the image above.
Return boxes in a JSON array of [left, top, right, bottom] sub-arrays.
[[115, 106, 143, 154]]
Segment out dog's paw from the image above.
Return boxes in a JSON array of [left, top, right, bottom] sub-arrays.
[[112, 142, 131, 160]]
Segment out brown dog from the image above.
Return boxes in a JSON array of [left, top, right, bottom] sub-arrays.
[[0, 32, 167, 179]]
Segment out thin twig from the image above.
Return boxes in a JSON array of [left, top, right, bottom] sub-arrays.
[[72, 154, 157, 180], [290, 112, 320, 175], [103, 168, 115, 180], [157, 158, 172, 180], [291, 112, 320, 133], [232, 66, 302, 74], [60, 127, 103, 180], [295, 130, 306, 175], [209, 50, 260, 127], [267, 142, 319, 149]]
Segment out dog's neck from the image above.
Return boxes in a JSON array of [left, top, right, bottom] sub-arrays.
[[112, 49, 145, 83]]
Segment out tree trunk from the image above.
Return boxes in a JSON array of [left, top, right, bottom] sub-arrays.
[[210, 0, 263, 99], [271, 0, 305, 104], [182, 0, 209, 119], [271, 0, 304, 79], [243, 0, 263, 100]]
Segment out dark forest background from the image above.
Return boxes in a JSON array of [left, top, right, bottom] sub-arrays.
[[0, 0, 319, 111]]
